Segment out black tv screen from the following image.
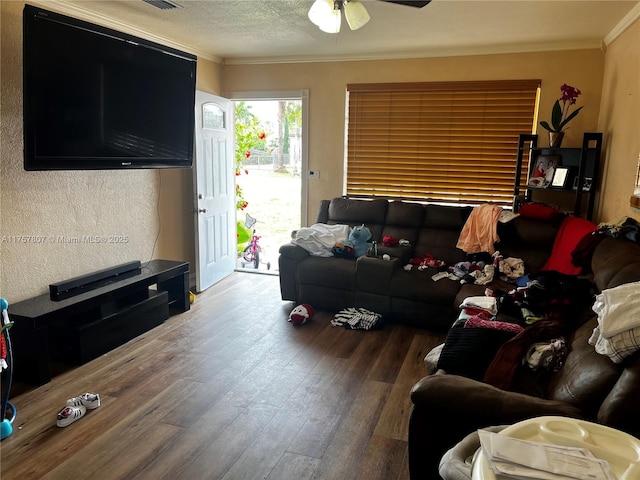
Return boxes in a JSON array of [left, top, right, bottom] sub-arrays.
[[23, 4, 197, 170]]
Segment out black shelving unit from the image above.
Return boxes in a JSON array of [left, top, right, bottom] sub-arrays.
[[513, 132, 603, 220]]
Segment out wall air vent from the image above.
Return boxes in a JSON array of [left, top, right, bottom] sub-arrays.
[[142, 0, 183, 10]]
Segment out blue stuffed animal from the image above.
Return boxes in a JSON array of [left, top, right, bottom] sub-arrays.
[[332, 240, 355, 258], [349, 224, 372, 257]]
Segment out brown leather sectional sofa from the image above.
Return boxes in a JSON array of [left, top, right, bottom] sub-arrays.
[[408, 235, 640, 479], [278, 196, 561, 329]]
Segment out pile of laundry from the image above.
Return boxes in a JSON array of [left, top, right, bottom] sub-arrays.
[[589, 280, 640, 363]]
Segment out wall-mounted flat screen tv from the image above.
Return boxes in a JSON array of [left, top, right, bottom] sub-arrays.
[[23, 4, 197, 170]]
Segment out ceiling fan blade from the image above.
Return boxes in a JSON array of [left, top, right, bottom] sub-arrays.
[[379, 0, 431, 7]]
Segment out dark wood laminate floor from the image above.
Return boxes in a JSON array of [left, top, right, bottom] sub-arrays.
[[0, 272, 445, 480]]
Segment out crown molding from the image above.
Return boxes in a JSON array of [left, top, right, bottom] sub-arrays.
[[604, 1, 640, 46], [222, 39, 605, 66], [25, 0, 222, 63]]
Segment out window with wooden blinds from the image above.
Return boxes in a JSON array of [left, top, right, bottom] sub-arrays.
[[346, 80, 540, 205]]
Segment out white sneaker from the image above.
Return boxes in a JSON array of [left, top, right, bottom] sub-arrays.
[[66, 392, 100, 410], [57, 405, 86, 427]]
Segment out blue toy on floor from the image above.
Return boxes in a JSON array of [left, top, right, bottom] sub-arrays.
[[1, 298, 16, 440]]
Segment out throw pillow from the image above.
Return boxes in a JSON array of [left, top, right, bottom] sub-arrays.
[[518, 203, 561, 220], [541, 215, 597, 275], [436, 325, 517, 380]]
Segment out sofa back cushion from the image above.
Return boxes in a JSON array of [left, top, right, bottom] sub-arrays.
[[380, 200, 425, 248], [324, 197, 389, 242], [414, 205, 472, 264], [495, 216, 560, 272], [592, 236, 640, 291]]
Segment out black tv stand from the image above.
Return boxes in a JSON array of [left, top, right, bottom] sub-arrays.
[[9, 259, 189, 386]]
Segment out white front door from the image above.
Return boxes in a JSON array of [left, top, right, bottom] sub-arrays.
[[193, 91, 235, 292]]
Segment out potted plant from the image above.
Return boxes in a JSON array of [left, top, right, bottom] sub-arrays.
[[539, 84, 583, 148]]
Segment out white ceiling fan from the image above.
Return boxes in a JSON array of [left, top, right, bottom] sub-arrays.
[[308, 0, 431, 33]]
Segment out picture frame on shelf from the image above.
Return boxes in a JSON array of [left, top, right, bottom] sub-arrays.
[[572, 177, 593, 192], [528, 154, 560, 188], [551, 166, 570, 188]]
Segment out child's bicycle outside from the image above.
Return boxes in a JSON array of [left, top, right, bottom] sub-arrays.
[[239, 213, 271, 270]]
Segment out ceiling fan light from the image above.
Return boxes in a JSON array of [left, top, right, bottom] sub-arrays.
[[317, 4, 342, 33], [308, 0, 342, 33], [344, 1, 370, 30], [308, 0, 333, 27]]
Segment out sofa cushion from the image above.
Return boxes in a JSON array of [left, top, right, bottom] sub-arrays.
[[297, 256, 357, 290], [380, 200, 425, 249], [495, 216, 560, 272], [386, 200, 425, 227], [592, 237, 640, 291], [518, 203, 563, 220], [547, 318, 622, 419], [390, 268, 462, 307], [425, 204, 473, 230], [326, 197, 388, 242], [410, 205, 472, 264], [414, 228, 467, 265]]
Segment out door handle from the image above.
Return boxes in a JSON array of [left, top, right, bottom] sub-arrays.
[[198, 208, 207, 213]]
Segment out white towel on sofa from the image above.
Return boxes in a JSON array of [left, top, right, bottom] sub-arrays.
[[589, 280, 640, 363], [291, 223, 350, 257], [592, 280, 640, 338], [459, 296, 498, 316], [589, 325, 640, 364]]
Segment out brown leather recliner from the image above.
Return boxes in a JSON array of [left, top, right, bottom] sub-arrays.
[[408, 235, 640, 479]]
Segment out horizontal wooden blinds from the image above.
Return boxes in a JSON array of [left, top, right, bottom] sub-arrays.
[[346, 80, 540, 205]]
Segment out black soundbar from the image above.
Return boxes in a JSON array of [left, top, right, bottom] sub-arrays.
[[49, 260, 142, 301]]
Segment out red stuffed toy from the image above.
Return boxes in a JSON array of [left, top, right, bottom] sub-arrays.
[[382, 235, 399, 247], [410, 253, 447, 270], [288, 304, 314, 325]]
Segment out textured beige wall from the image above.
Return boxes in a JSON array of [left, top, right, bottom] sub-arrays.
[[597, 18, 640, 223], [222, 50, 605, 224], [0, 2, 221, 302]]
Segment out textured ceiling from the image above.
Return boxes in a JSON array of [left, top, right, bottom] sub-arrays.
[[29, 0, 640, 64]]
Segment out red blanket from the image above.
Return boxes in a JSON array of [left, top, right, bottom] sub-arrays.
[[541, 215, 597, 275]]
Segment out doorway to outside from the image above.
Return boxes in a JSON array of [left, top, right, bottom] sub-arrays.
[[233, 98, 303, 274]]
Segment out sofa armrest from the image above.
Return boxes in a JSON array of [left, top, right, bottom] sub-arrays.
[[279, 242, 311, 262], [315, 199, 331, 223], [411, 374, 584, 421], [408, 374, 584, 480], [356, 255, 402, 294], [377, 245, 413, 264], [278, 243, 311, 301], [598, 352, 640, 438]]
